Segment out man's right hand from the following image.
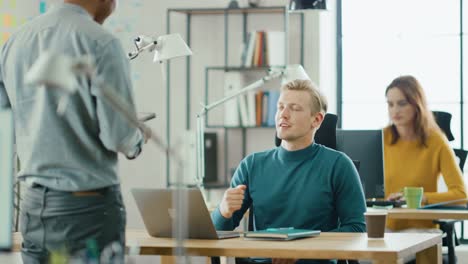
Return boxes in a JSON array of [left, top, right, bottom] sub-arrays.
[[219, 185, 247, 219]]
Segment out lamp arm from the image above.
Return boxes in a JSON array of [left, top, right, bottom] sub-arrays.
[[199, 70, 282, 116], [195, 68, 283, 185], [128, 42, 158, 60], [94, 78, 183, 166]]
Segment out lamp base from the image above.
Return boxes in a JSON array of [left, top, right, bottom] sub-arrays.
[[289, 0, 327, 10], [227, 0, 239, 9]]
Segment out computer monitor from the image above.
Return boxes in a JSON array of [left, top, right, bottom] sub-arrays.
[[0, 109, 14, 251], [336, 129, 385, 199]]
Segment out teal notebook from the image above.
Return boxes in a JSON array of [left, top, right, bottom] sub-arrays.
[[244, 228, 320, 241]]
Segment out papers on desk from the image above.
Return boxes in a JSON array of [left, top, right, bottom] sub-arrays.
[[244, 228, 320, 241], [419, 198, 468, 210]]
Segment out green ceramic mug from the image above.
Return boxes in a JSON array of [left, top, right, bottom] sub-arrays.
[[403, 187, 424, 208]]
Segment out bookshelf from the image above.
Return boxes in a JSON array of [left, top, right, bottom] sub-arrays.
[[166, 6, 305, 188]]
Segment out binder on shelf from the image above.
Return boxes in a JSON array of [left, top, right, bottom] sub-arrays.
[[261, 91, 269, 126], [238, 94, 249, 127], [244, 228, 320, 241], [247, 91, 256, 126], [223, 72, 242, 126], [266, 31, 286, 66], [266, 90, 280, 127], [203, 132, 218, 184], [255, 91, 264, 126]]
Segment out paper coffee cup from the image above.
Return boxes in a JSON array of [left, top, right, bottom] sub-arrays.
[[364, 211, 387, 239]]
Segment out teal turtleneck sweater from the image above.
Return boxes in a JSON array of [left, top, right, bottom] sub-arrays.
[[212, 143, 366, 233]]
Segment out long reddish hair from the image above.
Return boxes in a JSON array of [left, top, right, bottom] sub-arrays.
[[385, 75, 439, 146]]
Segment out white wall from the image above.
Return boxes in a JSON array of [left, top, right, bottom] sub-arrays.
[[2, 0, 337, 230]]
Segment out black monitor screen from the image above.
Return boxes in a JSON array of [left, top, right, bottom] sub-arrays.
[[336, 129, 384, 199]]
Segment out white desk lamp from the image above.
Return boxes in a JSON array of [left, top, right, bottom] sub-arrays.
[[127, 35, 193, 262], [196, 64, 311, 187], [128, 33, 192, 62], [127, 32, 193, 182]]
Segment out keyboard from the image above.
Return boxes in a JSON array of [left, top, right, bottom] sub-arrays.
[[366, 199, 406, 208]]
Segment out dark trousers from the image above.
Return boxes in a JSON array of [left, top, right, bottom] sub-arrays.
[[20, 184, 126, 264]]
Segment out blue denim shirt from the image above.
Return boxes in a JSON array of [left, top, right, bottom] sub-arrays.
[[0, 3, 143, 191]]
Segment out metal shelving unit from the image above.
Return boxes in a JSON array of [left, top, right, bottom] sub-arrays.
[[166, 6, 305, 187]]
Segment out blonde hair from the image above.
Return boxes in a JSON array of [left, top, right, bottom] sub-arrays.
[[281, 79, 328, 115]]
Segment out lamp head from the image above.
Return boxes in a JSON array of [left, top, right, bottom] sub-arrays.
[[153, 34, 193, 62], [281, 64, 310, 85], [128, 33, 192, 62]]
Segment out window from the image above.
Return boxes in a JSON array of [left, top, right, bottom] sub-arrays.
[[340, 0, 468, 241], [341, 0, 460, 139]]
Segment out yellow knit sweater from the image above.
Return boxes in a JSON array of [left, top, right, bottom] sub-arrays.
[[384, 127, 467, 231]]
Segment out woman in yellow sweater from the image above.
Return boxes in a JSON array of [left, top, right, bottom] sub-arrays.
[[384, 75, 467, 231]]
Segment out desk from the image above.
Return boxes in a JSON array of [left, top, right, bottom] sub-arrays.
[[386, 208, 468, 220], [128, 229, 441, 264], [12, 230, 443, 263]]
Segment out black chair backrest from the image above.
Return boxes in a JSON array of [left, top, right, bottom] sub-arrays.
[[275, 113, 339, 150], [454, 148, 468, 172], [433, 111, 455, 141], [432, 111, 467, 172]]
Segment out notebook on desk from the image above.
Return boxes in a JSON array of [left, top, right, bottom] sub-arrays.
[[419, 198, 468, 210], [244, 228, 320, 241], [132, 188, 240, 239]]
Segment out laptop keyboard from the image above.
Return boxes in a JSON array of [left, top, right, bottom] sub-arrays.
[[366, 199, 406, 208]]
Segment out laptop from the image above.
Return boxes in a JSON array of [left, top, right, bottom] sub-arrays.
[[132, 188, 240, 239]]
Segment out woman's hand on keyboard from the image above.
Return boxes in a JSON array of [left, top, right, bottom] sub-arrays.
[[387, 192, 405, 201]]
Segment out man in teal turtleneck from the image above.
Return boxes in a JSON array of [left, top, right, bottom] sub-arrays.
[[211, 79, 366, 264]]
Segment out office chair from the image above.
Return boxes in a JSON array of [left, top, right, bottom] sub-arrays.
[[432, 110, 468, 264], [275, 113, 339, 149]]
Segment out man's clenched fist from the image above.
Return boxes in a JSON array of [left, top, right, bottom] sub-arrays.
[[219, 185, 247, 218]]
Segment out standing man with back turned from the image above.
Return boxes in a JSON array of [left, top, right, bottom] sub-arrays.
[[0, 0, 149, 262], [212, 79, 366, 264]]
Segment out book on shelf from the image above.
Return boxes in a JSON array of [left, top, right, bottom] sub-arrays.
[[238, 93, 250, 127], [242, 30, 285, 67], [246, 91, 256, 126], [266, 90, 280, 127], [255, 91, 264, 126], [244, 228, 320, 241], [261, 91, 269, 126], [243, 31, 257, 67]]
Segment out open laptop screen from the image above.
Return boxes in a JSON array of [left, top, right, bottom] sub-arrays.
[[0, 109, 14, 250]]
